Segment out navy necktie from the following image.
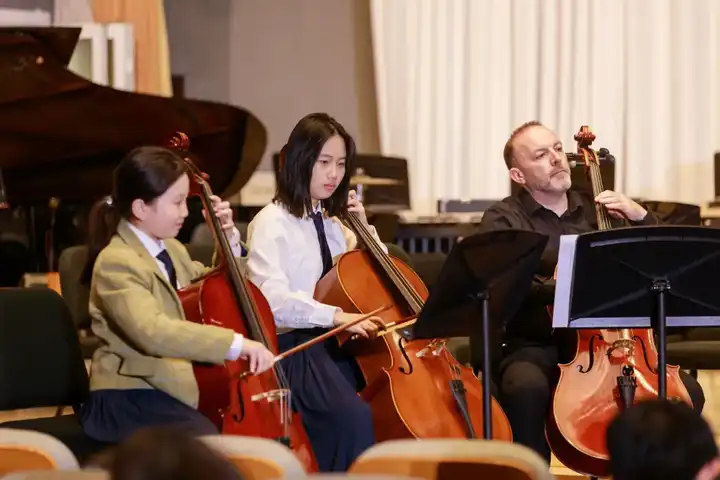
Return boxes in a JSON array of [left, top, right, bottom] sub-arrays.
[[156, 249, 178, 289], [311, 211, 333, 278]]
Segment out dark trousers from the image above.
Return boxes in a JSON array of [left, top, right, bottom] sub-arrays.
[[496, 345, 706, 462], [277, 329, 375, 472], [79, 389, 218, 444]]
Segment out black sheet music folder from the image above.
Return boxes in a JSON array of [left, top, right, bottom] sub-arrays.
[[552, 225, 720, 330], [412, 229, 548, 439]]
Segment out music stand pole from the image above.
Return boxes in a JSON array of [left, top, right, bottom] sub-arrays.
[[412, 229, 549, 441], [470, 291, 492, 439], [552, 226, 720, 405], [652, 279, 670, 399]]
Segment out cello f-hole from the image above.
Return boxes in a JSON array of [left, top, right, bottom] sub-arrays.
[[168, 132, 318, 471], [633, 335, 659, 374], [397, 338, 414, 375], [233, 382, 247, 423], [577, 334, 600, 373]]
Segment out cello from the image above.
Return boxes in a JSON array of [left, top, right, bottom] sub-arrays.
[[545, 126, 693, 477], [314, 206, 513, 442], [168, 132, 318, 471]]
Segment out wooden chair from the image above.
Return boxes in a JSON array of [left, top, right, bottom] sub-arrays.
[[2, 471, 107, 479], [200, 434, 306, 480], [307, 475, 423, 480], [348, 439, 555, 480], [0, 428, 78, 475]]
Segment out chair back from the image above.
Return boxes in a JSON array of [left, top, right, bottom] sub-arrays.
[[184, 244, 215, 267], [642, 200, 701, 225], [0, 428, 79, 474], [308, 475, 423, 480], [2, 471, 107, 480], [58, 246, 90, 329], [349, 439, 555, 480], [385, 243, 413, 268], [190, 222, 248, 246], [0, 288, 89, 410], [200, 434, 306, 479]]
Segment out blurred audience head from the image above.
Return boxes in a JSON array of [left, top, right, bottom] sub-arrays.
[[607, 399, 719, 480], [91, 427, 243, 480]]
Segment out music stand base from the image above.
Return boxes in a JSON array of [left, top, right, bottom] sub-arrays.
[[469, 291, 493, 440]]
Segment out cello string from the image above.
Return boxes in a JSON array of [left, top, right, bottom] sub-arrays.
[[346, 209, 462, 378], [346, 213, 424, 311], [345, 193, 420, 305], [585, 150, 629, 341], [198, 176, 293, 419], [350, 192, 502, 437], [178, 144, 295, 436]]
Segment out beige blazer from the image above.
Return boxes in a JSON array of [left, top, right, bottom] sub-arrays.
[[87, 219, 235, 408]]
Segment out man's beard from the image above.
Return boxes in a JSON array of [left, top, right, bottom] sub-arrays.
[[533, 176, 571, 194]]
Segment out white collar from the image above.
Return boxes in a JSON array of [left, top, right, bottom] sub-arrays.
[[296, 200, 323, 219], [127, 221, 167, 258], [275, 199, 324, 218], [311, 201, 324, 217]]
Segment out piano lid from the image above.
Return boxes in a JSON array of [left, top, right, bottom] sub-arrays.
[[0, 27, 267, 204]]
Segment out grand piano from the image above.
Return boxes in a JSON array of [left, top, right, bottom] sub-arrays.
[[0, 27, 267, 278]]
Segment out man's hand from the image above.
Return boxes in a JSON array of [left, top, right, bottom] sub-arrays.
[[595, 190, 647, 222]]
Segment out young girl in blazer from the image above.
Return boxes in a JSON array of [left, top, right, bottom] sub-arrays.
[[80, 146, 275, 444], [246, 113, 386, 472]]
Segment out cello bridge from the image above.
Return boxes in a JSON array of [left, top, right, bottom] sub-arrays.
[[415, 340, 446, 358], [249, 388, 293, 432], [607, 339, 635, 358], [250, 388, 291, 404]]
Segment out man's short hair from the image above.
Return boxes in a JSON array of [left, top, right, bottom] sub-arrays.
[[607, 399, 718, 480], [503, 121, 543, 169]]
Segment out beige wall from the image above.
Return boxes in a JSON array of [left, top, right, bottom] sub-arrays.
[[165, 0, 231, 104], [227, 0, 379, 169], [165, 0, 379, 174]]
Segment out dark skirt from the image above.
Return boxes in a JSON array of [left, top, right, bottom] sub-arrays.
[[277, 329, 375, 472], [79, 388, 218, 444]]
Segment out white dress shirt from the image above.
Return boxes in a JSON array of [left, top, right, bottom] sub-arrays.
[[246, 202, 387, 331], [127, 222, 245, 359]]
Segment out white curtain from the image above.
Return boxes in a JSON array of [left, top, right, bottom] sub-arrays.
[[370, 0, 720, 214]]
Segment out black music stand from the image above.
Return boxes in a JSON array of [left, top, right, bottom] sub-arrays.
[[552, 225, 720, 399], [413, 229, 548, 439]]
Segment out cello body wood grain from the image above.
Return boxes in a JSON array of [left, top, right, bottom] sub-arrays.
[[545, 126, 691, 477], [315, 237, 512, 442], [170, 132, 318, 472]]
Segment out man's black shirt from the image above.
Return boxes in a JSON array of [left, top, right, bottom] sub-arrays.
[[479, 188, 659, 356]]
